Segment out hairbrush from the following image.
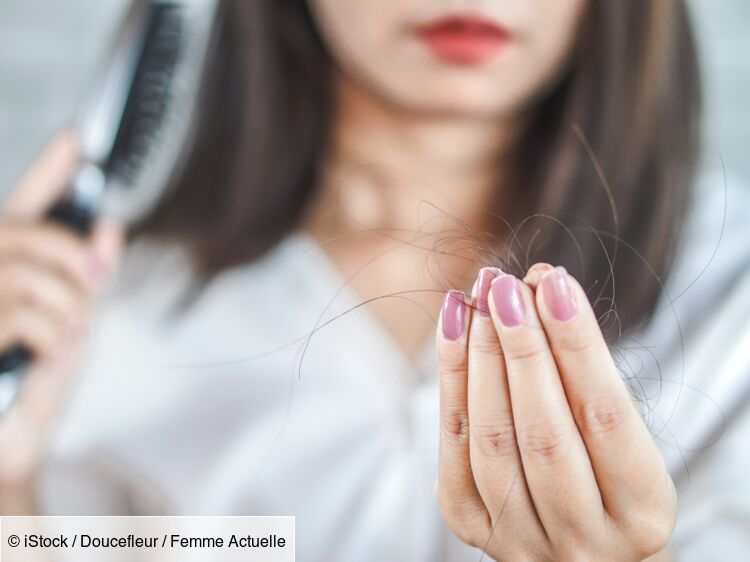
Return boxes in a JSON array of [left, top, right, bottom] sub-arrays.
[[0, 0, 220, 414]]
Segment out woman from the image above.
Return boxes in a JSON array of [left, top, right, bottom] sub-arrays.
[[1, 0, 749, 560]]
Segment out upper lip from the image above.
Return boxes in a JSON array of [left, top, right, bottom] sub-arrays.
[[416, 13, 511, 38]]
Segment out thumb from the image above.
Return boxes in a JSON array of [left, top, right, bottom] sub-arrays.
[[89, 219, 126, 290], [2, 130, 80, 221]]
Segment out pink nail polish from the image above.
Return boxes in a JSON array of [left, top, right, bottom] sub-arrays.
[[87, 254, 111, 285], [442, 290, 466, 341], [491, 275, 526, 327], [541, 266, 578, 322], [474, 267, 498, 317]]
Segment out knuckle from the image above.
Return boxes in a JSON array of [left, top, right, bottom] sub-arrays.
[[554, 326, 601, 355], [0, 223, 15, 248], [433, 488, 488, 548], [440, 409, 470, 446], [5, 306, 29, 330], [622, 478, 677, 557], [51, 321, 70, 347], [0, 457, 36, 491], [0, 226, 37, 260], [449, 524, 480, 549], [472, 416, 517, 458], [624, 513, 676, 558], [515, 417, 572, 465], [468, 330, 502, 357], [1, 265, 29, 300], [442, 512, 488, 549], [2, 226, 30, 251], [549, 532, 606, 562], [437, 349, 467, 377], [10, 311, 54, 353], [576, 395, 631, 436], [502, 337, 547, 365], [65, 303, 88, 331], [0, 426, 38, 491], [556, 548, 598, 562]]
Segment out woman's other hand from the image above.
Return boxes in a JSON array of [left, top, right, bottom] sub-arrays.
[[435, 264, 676, 561], [0, 132, 123, 512]]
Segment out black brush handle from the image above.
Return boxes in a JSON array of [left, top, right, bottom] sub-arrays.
[[0, 198, 95, 377]]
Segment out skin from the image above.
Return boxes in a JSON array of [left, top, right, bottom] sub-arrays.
[[435, 265, 676, 560], [308, 0, 587, 116], [0, 133, 123, 513], [306, 0, 588, 357], [1, 1, 676, 558], [307, 0, 677, 558]]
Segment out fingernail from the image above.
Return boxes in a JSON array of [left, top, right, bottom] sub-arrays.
[[474, 267, 498, 317], [523, 262, 554, 285], [87, 253, 111, 285], [541, 266, 578, 322], [491, 274, 526, 327], [442, 290, 466, 341], [68, 320, 88, 343]]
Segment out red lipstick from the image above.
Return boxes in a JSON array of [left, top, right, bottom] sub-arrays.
[[417, 15, 511, 65]]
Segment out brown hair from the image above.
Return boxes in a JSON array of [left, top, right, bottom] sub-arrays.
[[137, 0, 701, 336]]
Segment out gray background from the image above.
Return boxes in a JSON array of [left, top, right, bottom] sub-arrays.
[[1, 1, 748, 194]]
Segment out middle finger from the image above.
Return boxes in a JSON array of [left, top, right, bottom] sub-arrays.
[[487, 271, 605, 539]]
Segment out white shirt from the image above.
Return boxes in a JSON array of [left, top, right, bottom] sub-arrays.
[[39, 171, 750, 561]]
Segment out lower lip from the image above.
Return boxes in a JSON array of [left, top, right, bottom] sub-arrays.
[[418, 22, 511, 65]]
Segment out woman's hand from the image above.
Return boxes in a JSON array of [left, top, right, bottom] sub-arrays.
[[435, 264, 676, 561], [0, 133, 123, 512]]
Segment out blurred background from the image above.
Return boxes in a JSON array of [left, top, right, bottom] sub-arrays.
[[0, 0, 749, 194]]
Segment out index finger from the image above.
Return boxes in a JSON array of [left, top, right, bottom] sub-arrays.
[[3, 131, 79, 221], [487, 272, 605, 538]]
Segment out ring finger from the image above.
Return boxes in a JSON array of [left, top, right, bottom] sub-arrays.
[[467, 269, 540, 530]]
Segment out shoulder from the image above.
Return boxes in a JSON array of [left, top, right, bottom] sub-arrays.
[[670, 167, 750, 298], [40, 233, 316, 512], [623, 169, 750, 556], [635, 166, 750, 466], [102, 232, 311, 323], [648, 167, 750, 337]]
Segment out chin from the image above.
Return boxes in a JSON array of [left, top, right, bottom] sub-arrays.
[[376, 75, 518, 119]]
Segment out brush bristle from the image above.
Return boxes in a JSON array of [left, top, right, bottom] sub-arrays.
[[106, 2, 185, 184]]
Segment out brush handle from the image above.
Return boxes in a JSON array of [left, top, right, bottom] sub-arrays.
[[47, 198, 97, 237], [0, 198, 95, 410]]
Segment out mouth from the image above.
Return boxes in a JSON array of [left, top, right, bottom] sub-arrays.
[[416, 14, 512, 65]]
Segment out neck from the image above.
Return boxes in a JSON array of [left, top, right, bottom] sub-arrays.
[[303, 75, 517, 360], [308, 74, 514, 238]]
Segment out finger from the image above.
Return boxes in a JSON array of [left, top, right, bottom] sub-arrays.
[[0, 260, 89, 331], [90, 219, 125, 275], [2, 131, 79, 220], [86, 219, 124, 294], [0, 222, 105, 291], [536, 267, 675, 520], [488, 272, 605, 537], [436, 289, 489, 537], [0, 305, 70, 362], [1, 339, 84, 446], [466, 269, 537, 513], [522, 262, 553, 289]]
